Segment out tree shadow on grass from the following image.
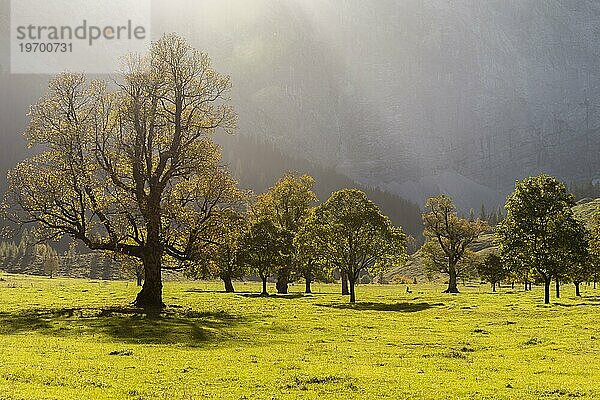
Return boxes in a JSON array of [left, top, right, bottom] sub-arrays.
[[554, 302, 600, 308], [236, 293, 307, 300], [0, 306, 244, 346], [581, 296, 600, 302], [184, 288, 227, 294], [316, 302, 444, 312]]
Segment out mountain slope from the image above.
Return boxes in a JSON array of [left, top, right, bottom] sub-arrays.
[[2, 1, 600, 213]]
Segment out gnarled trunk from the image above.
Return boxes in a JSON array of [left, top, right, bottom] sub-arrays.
[[222, 274, 235, 293], [444, 262, 459, 293], [134, 250, 163, 309], [276, 269, 289, 294], [341, 271, 349, 295]]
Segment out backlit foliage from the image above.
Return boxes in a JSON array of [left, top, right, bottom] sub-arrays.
[[3, 34, 244, 307]]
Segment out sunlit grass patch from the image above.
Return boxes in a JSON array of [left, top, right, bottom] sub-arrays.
[[0, 275, 600, 399]]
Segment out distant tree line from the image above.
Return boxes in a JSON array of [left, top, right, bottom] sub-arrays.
[[0, 229, 61, 278], [470, 204, 505, 226], [0, 231, 146, 282]]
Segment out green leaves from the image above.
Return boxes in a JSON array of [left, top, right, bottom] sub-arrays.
[[253, 173, 317, 233], [301, 189, 407, 298], [497, 174, 589, 302], [497, 175, 586, 279], [4, 33, 243, 272], [476, 252, 508, 287], [237, 217, 287, 280], [421, 195, 487, 291]]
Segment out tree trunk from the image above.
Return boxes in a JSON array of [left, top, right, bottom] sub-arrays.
[[575, 282, 581, 297], [528, 282, 532, 291], [444, 263, 459, 293], [305, 278, 312, 294], [544, 279, 551, 304], [511, 281, 514, 289], [349, 275, 356, 303], [222, 274, 235, 293], [276, 269, 289, 294], [261, 277, 268, 296], [136, 272, 143, 287], [524, 282, 528, 291], [492, 282, 496, 292], [134, 250, 163, 309], [341, 271, 349, 295], [555, 276, 560, 299]]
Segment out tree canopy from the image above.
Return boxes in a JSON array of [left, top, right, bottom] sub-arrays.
[[301, 189, 407, 303], [476, 252, 507, 292], [3, 34, 244, 308], [422, 195, 487, 293], [252, 173, 317, 293], [496, 175, 587, 304], [237, 217, 288, 296]]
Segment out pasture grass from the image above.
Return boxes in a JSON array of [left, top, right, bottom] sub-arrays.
[[0, 273, 599, 399]]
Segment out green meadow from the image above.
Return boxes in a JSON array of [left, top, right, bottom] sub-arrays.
[[1, 274, 599, 399]]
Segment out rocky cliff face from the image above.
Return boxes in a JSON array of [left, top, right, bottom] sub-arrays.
[[2, 1, 599, 211], [155, 0, 600, 209]]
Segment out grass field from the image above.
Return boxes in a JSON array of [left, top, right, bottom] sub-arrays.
[[0, 274, 599, 399]]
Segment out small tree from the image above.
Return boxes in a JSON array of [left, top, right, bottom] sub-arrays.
[[41, 247, 60, 278], [506, 259, 532, 291], [188, 209, 248, 293], [117, 255, 145, 286], [237, 218, 285, 296], [420, 240, 478, 287], [476, 252, 507, 292], [422, 195, 487, 293], [569, 256, 592, 297], [294, 209, 330, 294], [497, 175, 587, 304], [305, 189, 407, 303], [133, 261, 144, 287], [252, 174, 317, 294]]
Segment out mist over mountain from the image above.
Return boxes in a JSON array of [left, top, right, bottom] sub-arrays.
[[1, 0, 599, 212]]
